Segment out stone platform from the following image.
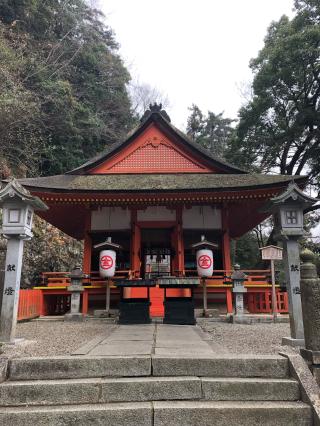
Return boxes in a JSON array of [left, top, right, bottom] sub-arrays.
[[73, 324, 216, 357]]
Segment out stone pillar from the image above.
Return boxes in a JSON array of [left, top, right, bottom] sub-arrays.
[[299, 249, 320, 385], [281, 238, 305, 346], [0, 238, 25, 342], [0, 239, 7, 315], [64, 267, 85, 322]]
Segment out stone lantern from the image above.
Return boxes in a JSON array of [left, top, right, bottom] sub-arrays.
[[0, 179, 48, 342], [231, 264, 247, 323], [64, 266, 88, 322], [262, 182, 318, 346]]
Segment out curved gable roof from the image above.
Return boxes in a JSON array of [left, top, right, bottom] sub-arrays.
[[67, 109, 246, 175]]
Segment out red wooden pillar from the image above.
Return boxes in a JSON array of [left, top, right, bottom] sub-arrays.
[[129, 209, 141, 298], [222, 204, 232, 272], [83, 210, 92, 276], [130, 209, 141, 278], [226, 288, 233, 314], [82, 290, 89, 315], [171, 208, 184, 276], [222, 204, 232, 313], [176, 207, 185, 276]]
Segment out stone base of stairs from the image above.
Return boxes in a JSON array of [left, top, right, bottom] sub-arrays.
[[0, 401, 312, 426], [0, 324, 317, 426]]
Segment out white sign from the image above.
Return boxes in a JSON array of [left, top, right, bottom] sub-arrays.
[[260, 245, 283, 260]]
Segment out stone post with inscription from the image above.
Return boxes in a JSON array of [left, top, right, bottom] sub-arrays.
[[0, 180, 48, 343], [262, 182, 318, 347], [299, 249, 320, 385], [0, 239, 7, 315]]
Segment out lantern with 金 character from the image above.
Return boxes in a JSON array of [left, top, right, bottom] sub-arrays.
[[191, 235, 218, 317], [94, 237, 122, 278], [99, 250, 116, 278], [191, 235, 218, 277], [93, 237, 122, 317]]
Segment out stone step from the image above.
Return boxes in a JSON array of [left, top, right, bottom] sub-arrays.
[[0, 376, 299, 406], [0, 377, 201, 406], [0, 401, 312, 426], [201, 377, 300, 401], [7, 354, 289, 380], [153, 401, 313, 426], [0, 402, 153, 426], [8, 356, 151, 380], [152, 355, 289, 378]]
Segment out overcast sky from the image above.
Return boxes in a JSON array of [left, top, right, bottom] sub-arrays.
[[98, 0, 295, 128]]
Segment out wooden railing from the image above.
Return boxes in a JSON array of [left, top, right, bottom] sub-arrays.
[[33, 269, 287, 316], [248, 291, 288, 313], [185, 269, 272, 286], [41, 270, 133, 288]]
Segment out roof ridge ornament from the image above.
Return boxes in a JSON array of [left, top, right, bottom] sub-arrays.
[[140, 103, 171, 123]]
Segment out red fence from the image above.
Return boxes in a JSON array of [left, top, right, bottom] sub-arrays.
[[18, 289, 42, 321], [247, 290, 288, 314]]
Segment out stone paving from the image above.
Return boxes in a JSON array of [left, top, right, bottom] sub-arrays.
[[74, 324, 216, 357]]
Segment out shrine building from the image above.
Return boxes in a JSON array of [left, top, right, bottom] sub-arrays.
[[18, 105, 306, 319]]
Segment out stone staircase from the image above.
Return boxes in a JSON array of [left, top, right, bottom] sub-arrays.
[[0, 354, 313, 425]]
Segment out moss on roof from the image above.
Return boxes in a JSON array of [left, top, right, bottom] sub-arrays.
[[18, 173, 306, 193]]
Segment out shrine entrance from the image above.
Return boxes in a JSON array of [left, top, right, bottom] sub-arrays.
[[141, 228, 172, 279], [140, 227, 174, 317]]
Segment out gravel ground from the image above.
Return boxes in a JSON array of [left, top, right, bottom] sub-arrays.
[[200, 321, 299, 355], [0, 319, 300, 358], [0, 320, 114, 358]]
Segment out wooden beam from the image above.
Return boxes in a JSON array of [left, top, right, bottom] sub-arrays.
[[130, 209, 141, 278], [222, 204, 232, 272], [82, 210, 92, 275]]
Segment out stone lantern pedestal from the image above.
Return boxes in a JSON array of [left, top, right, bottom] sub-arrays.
[[64, 267, 86, 322], [0, 180, 48, 343], [262, 182, 318, 347], [231, 264, 247, 324]]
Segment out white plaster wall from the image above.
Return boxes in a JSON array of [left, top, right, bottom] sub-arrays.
[[182, 206, 221, 229], [137, 206, 176, 221], [91, 207, 131, 230]]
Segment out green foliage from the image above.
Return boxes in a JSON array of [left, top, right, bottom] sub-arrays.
[[186, 104, 235, 158], [0, 0, 134, 283], [21, 217, 83, 287], [231, 0, 320, 183], [231, 232, 262, 269], [0, 0, 134, 177]]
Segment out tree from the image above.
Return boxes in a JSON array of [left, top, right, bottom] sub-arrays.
[[0, 0, 134, 176], [231, 232, 263, 269], [231, 0, 320, 187], [186, 104, 235, 158], [21, 217, 83, 287], [129, 80, 170, 120], [0, 23, 47, 178]]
